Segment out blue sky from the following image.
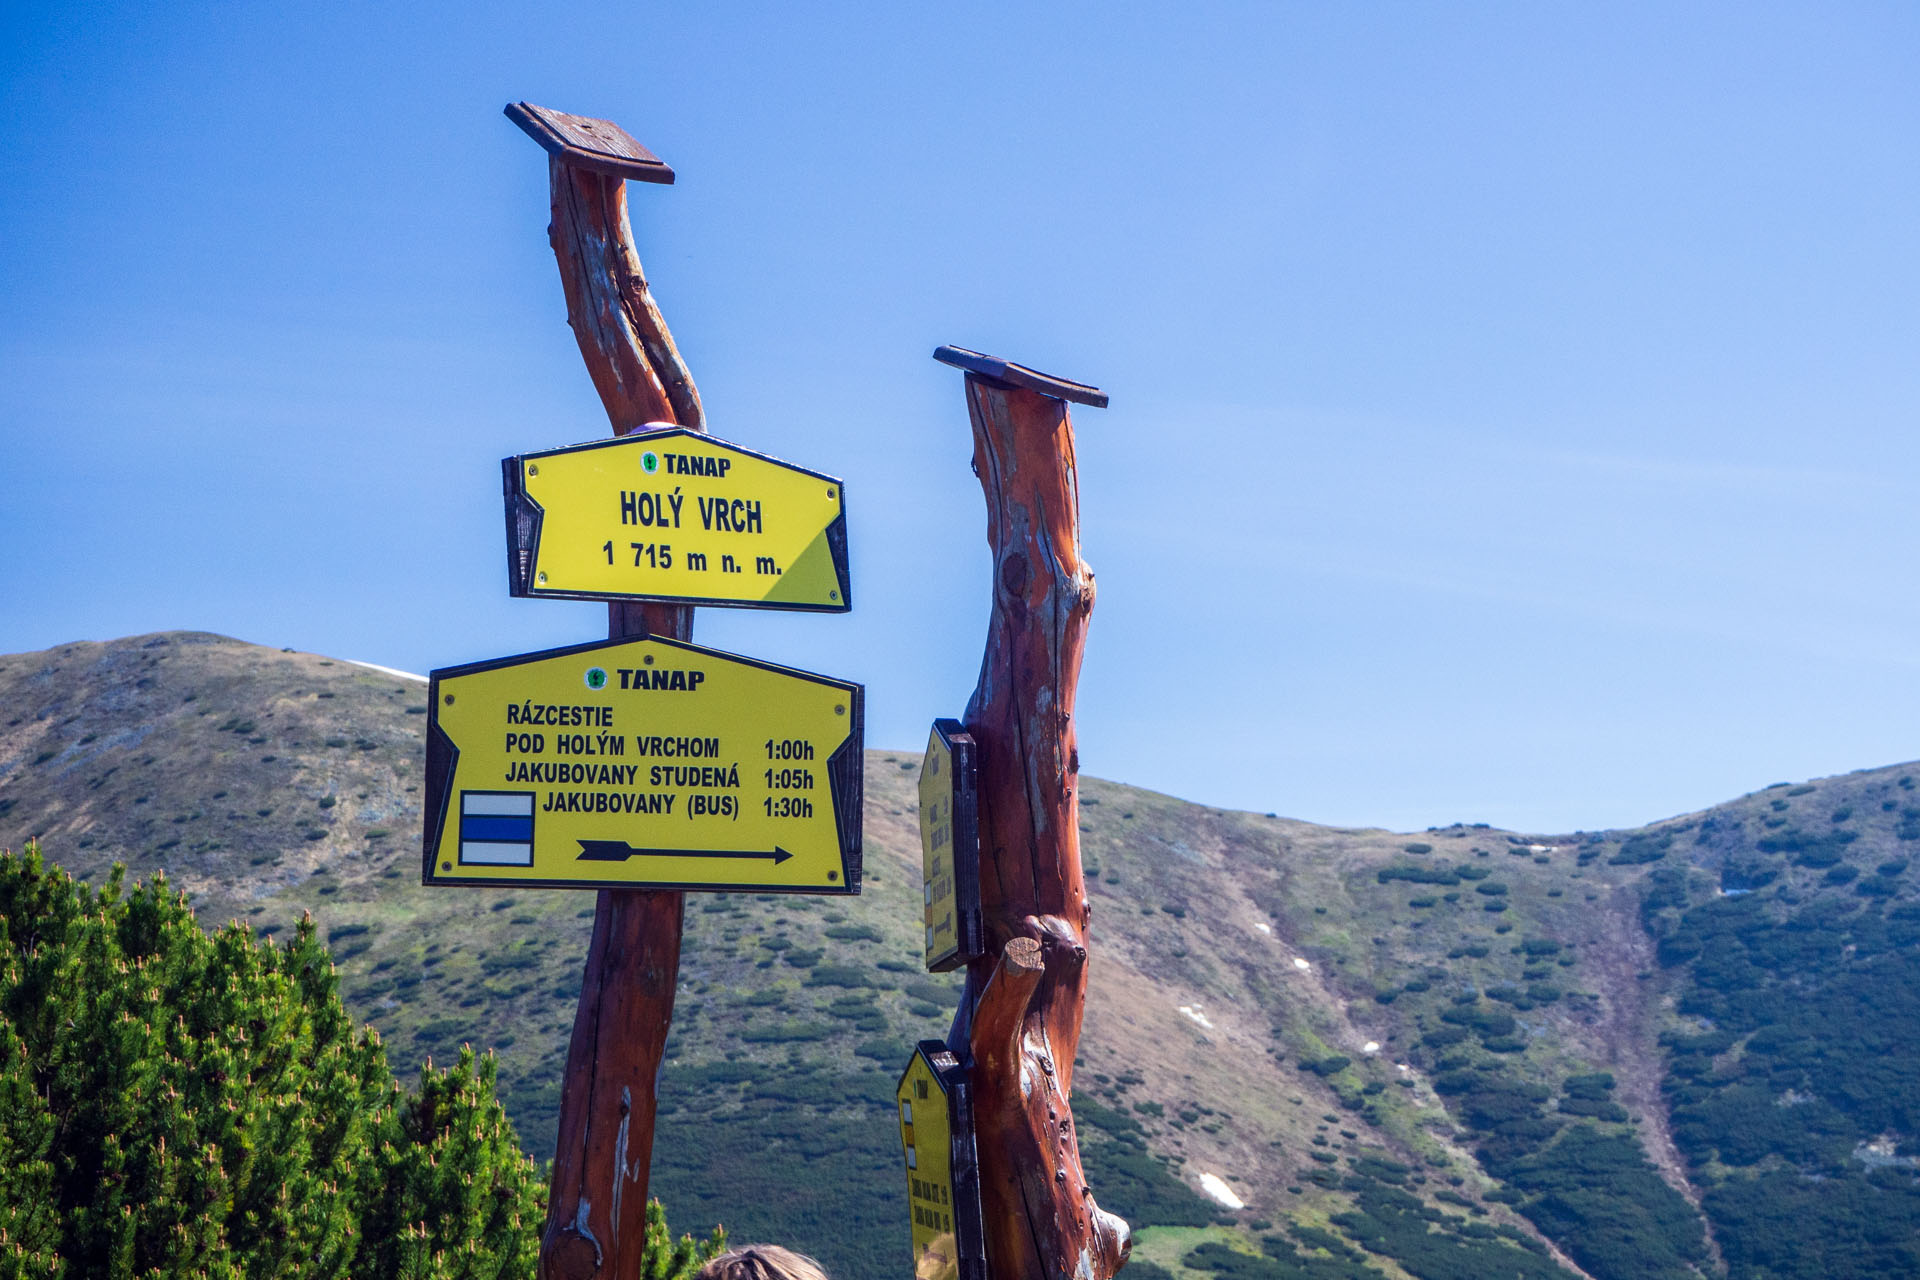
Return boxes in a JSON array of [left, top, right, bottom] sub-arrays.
[[4, 2, 1918, 833]]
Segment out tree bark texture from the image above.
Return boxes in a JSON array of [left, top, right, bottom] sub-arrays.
[[539, 156, 703, 1280], [547, 156, 704, 435], [949, 373, 1130, 1280]]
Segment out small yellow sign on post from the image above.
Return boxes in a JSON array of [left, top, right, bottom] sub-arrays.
[[920, 719, 982, 972], [897, 1040, 986, 1280], [504, 427, 850, 611], [422, 634, 862, 893]]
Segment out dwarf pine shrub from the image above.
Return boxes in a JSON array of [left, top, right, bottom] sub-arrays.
[[0, 841, 721, 1279]]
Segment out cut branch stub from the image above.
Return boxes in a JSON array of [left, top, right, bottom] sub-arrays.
[[945, 361, 1127, 1280], [529, 112, 703, 1280]]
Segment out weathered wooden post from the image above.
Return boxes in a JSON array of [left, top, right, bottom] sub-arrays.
[[932, 347, 1130, 1280], [507, 101, 699, 1280]]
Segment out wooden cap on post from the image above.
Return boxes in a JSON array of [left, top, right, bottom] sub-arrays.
[[933, 345, 1109, 408], [507, 101, 703, 436], [505, 102, 676, 184]]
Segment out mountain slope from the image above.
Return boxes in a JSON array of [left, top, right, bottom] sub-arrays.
[[3, 632, 1917, 1280]]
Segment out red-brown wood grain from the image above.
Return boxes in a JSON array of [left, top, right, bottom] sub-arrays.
[[541, 882, 686, 1280], [547, 156, 704, 436], [537, 155, 703, 1280], [952, 372, 1130, 1280]]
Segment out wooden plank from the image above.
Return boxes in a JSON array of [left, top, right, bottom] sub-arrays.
[[932, 345, 1108, 408], [507, 102, 676, 184]]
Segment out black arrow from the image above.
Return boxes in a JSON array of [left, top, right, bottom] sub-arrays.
[[576, 840, 793, 865]]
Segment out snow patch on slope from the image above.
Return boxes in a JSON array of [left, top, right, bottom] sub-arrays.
[[343, 659, 427, 683], [1178, 1005, 1215, 1030], [1197, 1173, 1244, 1210]]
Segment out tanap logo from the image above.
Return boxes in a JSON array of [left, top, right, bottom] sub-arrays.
[[640, 451, 660, 475], [583, 667, 608, 691]]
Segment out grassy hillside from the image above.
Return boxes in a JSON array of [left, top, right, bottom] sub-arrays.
[[4, 632, 1918, 1279]]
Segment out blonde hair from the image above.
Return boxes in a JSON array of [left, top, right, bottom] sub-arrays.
[[695, 1245, 831, 1280]]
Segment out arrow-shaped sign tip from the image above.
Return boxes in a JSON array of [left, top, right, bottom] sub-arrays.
[[772, 847, 792, 864]]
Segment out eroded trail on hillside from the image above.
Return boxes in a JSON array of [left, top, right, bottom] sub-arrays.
[[1589, 885, 1725, 1274]]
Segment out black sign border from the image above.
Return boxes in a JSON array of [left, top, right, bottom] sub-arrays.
[[503, 427, 852, 613], [422, 632, 863, 895]]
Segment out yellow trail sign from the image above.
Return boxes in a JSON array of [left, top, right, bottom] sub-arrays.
[[504, 427, 850, 611], [920, 719, 982, 972], [422, 635, 862, 893], [897, 1041, 986, 1280]]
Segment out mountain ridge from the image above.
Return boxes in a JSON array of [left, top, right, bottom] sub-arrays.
[[4, 630, 1917, 1280]]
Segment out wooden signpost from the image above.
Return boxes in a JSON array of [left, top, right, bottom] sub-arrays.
[[413, 103, 863, 1280], [930, 345, 1130, 1280], [433, 102, 1120, 1280]]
